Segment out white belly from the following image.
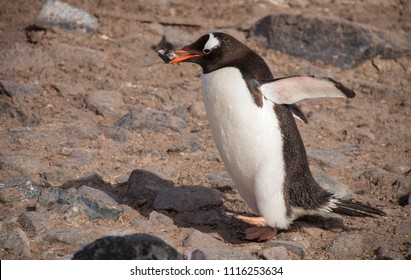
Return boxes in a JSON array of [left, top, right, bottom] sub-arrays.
[[201, 67, 290, 228]]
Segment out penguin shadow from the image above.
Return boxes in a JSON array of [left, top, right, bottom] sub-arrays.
[[60, 170, 347, 245]]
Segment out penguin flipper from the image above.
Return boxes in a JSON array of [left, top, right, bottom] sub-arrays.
[[259, 75, 355, 105]]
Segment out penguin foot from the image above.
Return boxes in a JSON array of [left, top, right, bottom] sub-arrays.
[[229, 214, 267, 227], [244, 227, 278, 241]]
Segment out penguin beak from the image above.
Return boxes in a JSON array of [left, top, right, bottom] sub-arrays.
[[158, 49, 201, 64]]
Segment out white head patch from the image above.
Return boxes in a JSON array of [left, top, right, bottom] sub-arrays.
[[203, 33, 220, 52]]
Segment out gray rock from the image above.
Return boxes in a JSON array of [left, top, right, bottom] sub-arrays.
[[86, 90, 125, 117], [77, 185, 123, 221], [115, 108, 187, 133], [35, 0, 98, 33], [374, 245, 405, 260], [167, 135, 202, 153], [52, 82, 85, 96], [307, 147, 349, 168], [35, 227, 105, 245], [50, 43, 107, 69], [53, 148, 97, 169], [328, 233, 364, 259], [312, 168, 352, 199], [0, 80, 43, 102], [1, 154, 44, 175], [264, 240, 305, 259], [153, 186, 224, 212], [188, 101, 207, 120], [0, 222, 31, 257], [0, 101, 33, 125], [156, 27, 195, 50], [259, 246, 290, 260], [251, 13, 411, 69], [72, 233, 183, 260], [18, 211, 50, 232], [127, 169, 174, 204], [184, 230, 227, 250], [207, 171, 235, 190], [0, 176, 41, 203], [58, 123, 100, 141], [395, 224, 411, 234], [36, 187, 70, 209], [149, 211, 175, 227], [191, 248, 254, 260], [183, 210, 224, 226]]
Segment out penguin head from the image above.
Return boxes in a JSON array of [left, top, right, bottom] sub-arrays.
[[159, 32, 249, 73]]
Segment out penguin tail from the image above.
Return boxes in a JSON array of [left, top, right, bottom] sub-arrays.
[[330, 198, 386, 218]]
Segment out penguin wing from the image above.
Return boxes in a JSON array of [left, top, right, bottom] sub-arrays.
[[259, 75, 355, 105]]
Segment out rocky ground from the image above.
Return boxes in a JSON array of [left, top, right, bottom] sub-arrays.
[[0, 0, 410, 260]]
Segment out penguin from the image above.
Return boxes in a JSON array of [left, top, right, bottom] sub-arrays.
[[158, 32, 385, 241]]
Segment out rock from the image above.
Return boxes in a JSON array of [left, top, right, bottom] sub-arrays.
[[153, 186, 224, 212], [52, 82, 85, 97], [328, 233, 364, 259], [35, 227, 105, 245], [259, 246, 290, 260], [86, 90, 125, 117], [207, 171, 235, 190], [0, 222, 31, 257], [114, 108, 187, 133], [18, 211, 50, 232], [188, 101, 207, 120], [0, 100, 33, 125], [183, 210, 225, 226], [251, 13, 411, 69], [395, 224, 411, 234], [58, 123, 100, 141], [312, 168, 352, 199], [72, 233, 183, 260], [149, 211, 175, 227], [35, 0, 98, 33], [374, 245, 405, 260], [0, 80, 43, 102], [264, 240, 305, 259], [359, 167, 389, 187], [53, 148, 97, 169], [50, 43, 107, 68], [1, 155, 44, 175], [307, 147, 349, 168], [191, 248, 254, 260], [184, 230, 227, 251], [36, 187, 70, 210], [167, 135, 202, 153], [77, 185, 123, 221], [156, 27, 195, 50], [127, 169, 174, 204], [0, 176, 41, 203]]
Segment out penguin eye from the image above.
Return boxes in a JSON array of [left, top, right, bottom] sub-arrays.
[[203, 48, 211, 54]]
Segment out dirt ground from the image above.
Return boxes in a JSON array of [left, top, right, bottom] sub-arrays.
[[0, 0, 410, 259]]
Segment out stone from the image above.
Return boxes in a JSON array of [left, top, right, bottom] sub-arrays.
[[0, 176, 41, 203], [127, 169, 174, 204], [184, 230, 227, 251], [374, 245, 405, 260], [18, 211, 50, 232], [153, 186, 224, 212], [188, 101, 207, 120], [264, 240, 305, 259], [183, 210, 225, 226], [259, 246, 290, 260], [1, 155, 44, 175], [0, 222, 31, 257], [149, 211, 175, 227], [0, 100, 32, 125], [36, 187, 71, 209], [114, 108, 187, 133], [307, 147, 349, 168], [328, 233, 364, 259], [167, 135, 202, 153], [50, 43, 107, 68], [156, 27, 195, 50], [35, 227, 105, 245], [312, 168, 352, 199], [190, 248, 254, 260], [0, 80, 43, 102], [395, 224, 411, 234], [251, 13, 411, 69], [72, 233, 183, 260], [35, 0, 98, 33], [77, 185, 123, 221], [86, 90, 125, 117]]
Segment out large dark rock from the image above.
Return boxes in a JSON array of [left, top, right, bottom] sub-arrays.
[[72, 233, 183, 260], [251, 14, 411, 69]]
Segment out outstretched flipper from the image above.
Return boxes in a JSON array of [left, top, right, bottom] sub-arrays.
[[259, 75, 355, 105]]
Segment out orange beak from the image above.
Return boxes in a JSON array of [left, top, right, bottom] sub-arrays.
[[158, 49, 200, 64]]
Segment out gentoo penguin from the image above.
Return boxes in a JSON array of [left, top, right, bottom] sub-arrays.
[[158, 32, 385, 241]]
